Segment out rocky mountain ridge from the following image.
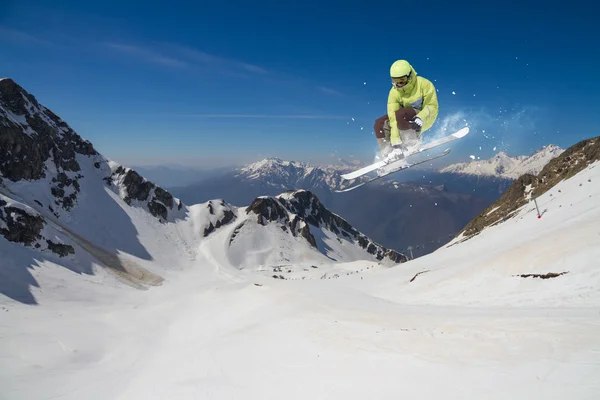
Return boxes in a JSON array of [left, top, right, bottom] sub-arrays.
[[454, 136, 599, 242], [244, 189, 405, 263]]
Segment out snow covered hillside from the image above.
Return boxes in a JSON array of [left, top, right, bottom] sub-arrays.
[[0, 78, 405, 304], [1, 79, 599, 399], [441, 144, 564, 179], [1, 134, 599, 399], [457, 136, 599, 241]]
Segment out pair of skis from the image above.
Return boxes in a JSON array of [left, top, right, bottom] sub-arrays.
[[335, 127, 469, 192]]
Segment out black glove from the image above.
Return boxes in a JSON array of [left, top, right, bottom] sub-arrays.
[[408, 117, 423, 133]]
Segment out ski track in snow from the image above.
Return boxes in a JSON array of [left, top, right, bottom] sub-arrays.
[[1, 163, 599, 399]]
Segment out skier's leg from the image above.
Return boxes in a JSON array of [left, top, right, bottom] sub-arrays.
[[374, 114, 392, 155], [394, 108, 420, 147]]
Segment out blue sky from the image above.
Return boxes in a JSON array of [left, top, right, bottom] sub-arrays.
[[1, 0, 598, 167]]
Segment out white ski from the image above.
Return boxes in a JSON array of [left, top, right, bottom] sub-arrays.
[[335, 148, 451, 192], [341, 127, 469, 180]]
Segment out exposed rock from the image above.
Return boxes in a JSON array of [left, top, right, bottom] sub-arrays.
[[108, 166, 178, 221], [148, 200, 168, 221], [533, 137, 600, 197], [1, 79, 183, 224], [204, 209, 236, 237], [0, 78, 97, 186], [46, 240, 75, 257], [516, 272, 569, 279], [119, 168, 153, 203], [246, 196, 318, 248], [201, 200, 237, 237], [459, 173, 539, 239], [277, 190, 406, 263], [410, 270, 430, 283], [0, 201, 44, 246]]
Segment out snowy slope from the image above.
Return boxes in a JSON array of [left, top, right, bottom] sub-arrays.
[[1, 159, 599, 399], [1, 79, 598, 399], [0, 78, 405, 304], [441, 144, 564, 178]]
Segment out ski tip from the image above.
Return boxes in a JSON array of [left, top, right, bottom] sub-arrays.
[[452, 127, 470, 138]]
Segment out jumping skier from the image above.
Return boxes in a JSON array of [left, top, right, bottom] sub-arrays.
[[373, 59, 439, 160]]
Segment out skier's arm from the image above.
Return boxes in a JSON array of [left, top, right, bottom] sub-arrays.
[[416, 80, 439, 132], [387, 89, 401, 145]]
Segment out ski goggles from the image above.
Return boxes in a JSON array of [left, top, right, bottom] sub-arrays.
[[392, 75, 409, 87]]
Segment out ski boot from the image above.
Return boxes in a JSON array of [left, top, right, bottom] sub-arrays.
[[377, 144, 409, 176], [384, 143, 409, 162]]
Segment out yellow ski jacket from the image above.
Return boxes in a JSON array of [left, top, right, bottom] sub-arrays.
[[387, 64, 439, 145]]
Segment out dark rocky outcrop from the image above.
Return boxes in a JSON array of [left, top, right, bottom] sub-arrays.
[[0, 200, 44, 245], [278, 190, 406, 263], [203, 200, 236, 237], [0, 78, 97, 185], [516, 272, 569, 279], [246, 196, 318, 247], [0, 198, 74, 257], [533, 137, 600, 197], [46, 240, 75, 257], [108, 166, 178, 221], [1, 78, 182, 223]]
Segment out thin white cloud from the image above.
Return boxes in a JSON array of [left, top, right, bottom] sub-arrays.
[[161, 43, 270, 76], [0, 26, 57, 46], [318, 86, 344, 96], [1, 26, 337, 98], [102, 41, 270, 76], [239, 62, 269, 75], [103, 43, 188, 68], [187, 113, 347, 119]]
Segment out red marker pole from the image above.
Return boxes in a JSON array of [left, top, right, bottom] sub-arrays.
[[533, 196, 541, 219]]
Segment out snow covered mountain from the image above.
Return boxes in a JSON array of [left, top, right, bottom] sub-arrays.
[[440, 144, 564, 179], [0, 78, 404, 303], [228, 189, 405, 272], [2, 124, 599, 400], [170, 157, 491, 258], [235, 157, 351, 190]]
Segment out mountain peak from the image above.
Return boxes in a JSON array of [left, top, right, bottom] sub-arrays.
[[0, 79, 183, 222], [441, 144, 564, 179], [239, 157, 307, 178], [531, 144, 564, 157], [236, 157, 343, 190], [243, 189, 406, 264], [0, 79, 98, 183]]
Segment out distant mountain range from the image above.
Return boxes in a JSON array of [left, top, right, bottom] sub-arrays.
[[166, 143, 567, 257], [440, 145, 564, 179], [169, 157, 491, 258]]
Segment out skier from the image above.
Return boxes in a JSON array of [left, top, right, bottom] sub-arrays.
[[373, 59, 439, 160]]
